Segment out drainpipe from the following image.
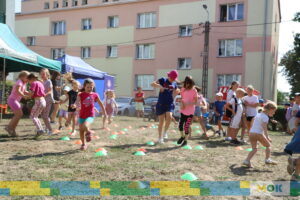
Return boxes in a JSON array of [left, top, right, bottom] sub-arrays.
[[261, 0, 269, 99]]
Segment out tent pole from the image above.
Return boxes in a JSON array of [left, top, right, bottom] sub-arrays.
[[1, 58, 6, 121]]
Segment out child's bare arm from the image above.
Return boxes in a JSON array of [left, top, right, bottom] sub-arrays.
[[61, 94, 69, 104], [262, 122, 271, 142], [97, 98, 107, 116]]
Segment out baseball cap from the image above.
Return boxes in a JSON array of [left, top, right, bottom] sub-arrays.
[[259, 99, 265, 104], [167, 70, 178, 81], [216, 92, 223, 97], [63, 86, 71, 92]]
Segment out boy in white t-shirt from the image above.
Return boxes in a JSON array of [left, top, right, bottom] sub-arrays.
[[243, 101, 278, 168], [225, 88, 246, 145]]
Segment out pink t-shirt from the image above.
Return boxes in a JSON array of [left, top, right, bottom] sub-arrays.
[[79, 92, 99, 119], [180, 88, 198, 115], [30, 81, 45, 98], [9, 80, 26, 101]]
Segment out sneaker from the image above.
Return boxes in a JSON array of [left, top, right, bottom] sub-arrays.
[[265, 159, 277, 165], [177, 137, 184, 145], [242, 160, 253, 168], [223, 131, 227, 137], [35, 130, 45, 137], [47, 130, 53, 136], [4, 126, 14, 137], [240, 139, 249, 145], [230, 139, 241, 145], [287, 156, 296, 175], [50, 121, 56, 124], [181, 140, 187, 147], [58, 126, 63, 130], [216, 130, 220, 136], [70, 130, 77, 136], [225, 137, 232, 141], [80, 144, 88, 151], [158, 138, 164, 144], [163, 132, 168, 139]]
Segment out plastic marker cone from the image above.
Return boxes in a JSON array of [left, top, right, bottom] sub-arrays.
[[113, 124, 119, 128], [95, 151, 107, 156], [74, 140, 82, 145], [96, 148, 107, 153], [261, 146, 267, 150], [92, 135, 99, 139], [109, 135, 117, 140], [193, 126, 200, 129], [133, 151, 146, 156], [128, 126, 132, 129], [172, 141, 180, 146], [53, 129, 60, 134], [105, 127, 111, 131], [196, 130, 201, 134], [60, 136, 70, 141], [235, 146, 244, 150], [195, 145, 204, 150], [182, 145, 192, 150], [245, 148, 253, 152], [137, 148, 147, 152], [181, 172, 198, 181], [122, 128, 128, 132], [119, 131, 125, 135], [146, 141, 155, 146]]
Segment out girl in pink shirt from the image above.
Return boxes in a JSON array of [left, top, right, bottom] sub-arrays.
[[177, 76, 198, 147], [27, 73, 46, 137], [6, 71, 30, 137], [74, 78, 107, 150]]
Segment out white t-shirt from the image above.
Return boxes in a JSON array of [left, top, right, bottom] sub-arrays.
[[226, 89, 236, 103], [250, 112, 269, 134], [229, 97, 243, 117], [292, 103, 300, 116], [59, 95, 69, 110], [243, 95, 259, 117]]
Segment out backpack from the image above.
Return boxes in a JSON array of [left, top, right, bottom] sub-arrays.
[[225, 97, 238, 118]]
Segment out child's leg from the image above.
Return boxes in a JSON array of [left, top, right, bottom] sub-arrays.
[[30, 100, 45, 131], [178, 114, 185, 138], [245, 134, 258, 161], [199, 116, 207, 135], [41, 99, 52, 131], [58, 115, 63, 127], [217, 120, 223, 132], [164, 112, 172, 134], [257, 135, 271, 160], [108, 115, 112, 124], [9, 109, 23, 131], [158, 114, 165, 139], [79, 123, 85, 145], [184, 115, 193, 141], [295, 159, 300, 176], [71, 114, 76, 132], [102, 114, 106, 128], [231, 128, 240, 140]]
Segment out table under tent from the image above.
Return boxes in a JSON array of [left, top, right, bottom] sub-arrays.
[[57, 54, 115, 111], [0, 23, 61, 119]]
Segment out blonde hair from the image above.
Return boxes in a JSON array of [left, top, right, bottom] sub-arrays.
[[63, 72, 74, 84], [40, 68, 51, 78], [247, 85, 254, 91], [18, 71, 30, 79], [263, 101, 277, 111], [105, 90, 115, 98], [236, 88, 246, 95], [72, 80, 80, 87]]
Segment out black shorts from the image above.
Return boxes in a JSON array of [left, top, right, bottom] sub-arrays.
[[246, 116, 255, 122]]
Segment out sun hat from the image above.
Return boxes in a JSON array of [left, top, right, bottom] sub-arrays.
[[216, 92, 223, 97]]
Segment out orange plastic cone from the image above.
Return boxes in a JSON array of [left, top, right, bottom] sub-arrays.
[[75, 140, 82, 145], [137, 148, 147, 152]]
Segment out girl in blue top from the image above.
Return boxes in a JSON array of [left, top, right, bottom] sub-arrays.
[[151, 70, 180, 144]]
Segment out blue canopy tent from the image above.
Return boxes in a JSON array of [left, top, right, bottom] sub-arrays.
[[58, 54, 115, 111]]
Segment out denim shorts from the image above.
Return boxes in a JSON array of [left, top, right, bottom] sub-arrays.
[[78, 117, 94, 124], [194, 106, 202, 117]]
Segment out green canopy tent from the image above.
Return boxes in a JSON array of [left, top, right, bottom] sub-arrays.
[[0, 23, 61, 120]]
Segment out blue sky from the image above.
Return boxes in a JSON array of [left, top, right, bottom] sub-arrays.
[[14, 0, 300, 93]]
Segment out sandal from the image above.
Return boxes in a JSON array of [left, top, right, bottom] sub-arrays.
[[5, 126, 14, 137], [80, 144, 88, 151]]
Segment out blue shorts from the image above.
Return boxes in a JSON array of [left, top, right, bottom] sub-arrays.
[[194, 106, 202, 117], [156, 103, 174, 116], [214, 114, 223, 122], [78, 117, 94, 124]]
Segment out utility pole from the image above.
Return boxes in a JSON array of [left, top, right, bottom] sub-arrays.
[[201, 20, 210, 97]]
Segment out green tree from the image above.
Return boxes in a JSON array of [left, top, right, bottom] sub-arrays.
[[277, 90, 286, 104], [279, 12, 300, 95]]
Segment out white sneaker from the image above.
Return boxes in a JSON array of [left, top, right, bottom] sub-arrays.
[[158, 138, 164, 144], [265, 159, 277, 165], [242, 160, 252, 168], [163, 132, 168, 139], [71, 130, 77, 136], [47, 130, 53, 136], [225, 137, 232, 141]]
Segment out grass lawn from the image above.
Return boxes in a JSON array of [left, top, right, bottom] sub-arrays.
[[0, 116, 294, 199]]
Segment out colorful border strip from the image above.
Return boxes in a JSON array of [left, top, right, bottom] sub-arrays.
[[0, 181, 299, 196]]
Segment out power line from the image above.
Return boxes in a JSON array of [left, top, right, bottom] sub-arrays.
[[210, 20, 293, 28]]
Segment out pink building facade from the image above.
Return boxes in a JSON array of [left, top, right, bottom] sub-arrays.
[[16, 0, 281, 100]]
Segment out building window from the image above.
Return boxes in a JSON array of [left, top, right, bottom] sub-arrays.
[[44, 2, 50, 9], [217, 74, 241, 88], [62, 0, 68, 7], [136, 44, 155, 59], [108, 16, 119, 28], [26, 37, 36, 46], [53, 1, 59, 8], [81, 47, 91, 59], [220, 3, 244, 22], [179, 25, 192, 37], [218, 39, 243, 57], [72, 0, 78, 6], [107, 46, 118, 58], [81, 18, 92, 30], [52, 21, 66, 35], [137, 12, 156, 28], [82, 0, 88, 5], [51, 48, 65, 60], [136, 75, 154, 91], [178, 58, 192, 70]]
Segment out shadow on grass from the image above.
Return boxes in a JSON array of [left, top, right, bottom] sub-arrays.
[[0, 134, 76, 142], [198, 139, 236, 148], [229, 164, 272, 176], [104, 143, 148, 149], [272, 151, 289, 157], [104, 143, 181, 153], [9, 150, 78, 161], [145, 146, 181, 153]]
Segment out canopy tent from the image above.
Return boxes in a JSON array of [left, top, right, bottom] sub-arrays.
[[58, 54, 115, 111], [0, 23, 61, 120]]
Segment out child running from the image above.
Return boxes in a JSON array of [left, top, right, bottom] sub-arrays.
[[151, 70, 180, 144], [6, 71, 30, 137], [102, 90, 118, 128], [242, 101, 278, 168], [40, 69, 54, 135], [58, 86, 71, 130], [75, 78, 106, 150], [177, 76, 198, 147], [27, 73, 46, 137], [214, 92, 226, 136]]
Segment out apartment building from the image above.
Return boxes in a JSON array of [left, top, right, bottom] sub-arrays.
[[0, 0, 15, 29], [15, 0, 281, 100]]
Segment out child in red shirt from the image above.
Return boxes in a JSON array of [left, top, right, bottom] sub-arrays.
[[135, 87, 145, 118]]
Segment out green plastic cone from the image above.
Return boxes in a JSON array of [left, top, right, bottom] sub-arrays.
[[122, 128, 128, 132], [60, 136, 70, 141], [181, 172, 198, 181], [195, 145, 204, 150], [146, 141, 155, 146], [261, 146, 266, 150], [195, 130, 201, 134], [182, 145, 192, 150], [95, 151, 107, 156], [173, 141, 180, 146], [109, 135, 117, 140], [245, 148, 253, 152], [133, 151, 146, 156], [193, 126, 200, 129]]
